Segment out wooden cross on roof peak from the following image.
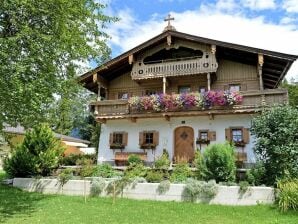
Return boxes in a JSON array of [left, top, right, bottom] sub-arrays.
[[163, 14, 176, 32]]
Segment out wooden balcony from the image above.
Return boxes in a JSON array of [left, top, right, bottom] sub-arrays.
[[90, 89, 288, 121], [131, 56, 218, 80]]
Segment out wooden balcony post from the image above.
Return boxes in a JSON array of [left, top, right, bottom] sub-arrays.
[[163, 76, 166, 94], [207, 73, 211, 91], [258, 54, 264, 91], [97, 82, 101, 101]]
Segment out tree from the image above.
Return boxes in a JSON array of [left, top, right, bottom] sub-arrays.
[[4, 123, 64, 177], [251, 106, 298, 185], [281, 79, 298, 106], [0, 0, 116, 129]]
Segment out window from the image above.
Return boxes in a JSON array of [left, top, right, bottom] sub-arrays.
[[113, 133, 123, 144], [199, 87, 206, 94], [178, 86, 191, 94], [145, 132, 154, 144], [199, 131, 208, 140], [229, 84, 240, 92], [118, 92, 129, 100], [232, 129, 243, 142]]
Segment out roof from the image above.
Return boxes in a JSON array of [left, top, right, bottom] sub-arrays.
[[2, 125, 90, 145], [79, 30, 298, 90]]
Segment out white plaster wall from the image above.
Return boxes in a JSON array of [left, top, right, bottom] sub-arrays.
[[98, 114, 256, 163]]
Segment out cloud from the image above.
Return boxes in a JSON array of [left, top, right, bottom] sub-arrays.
[[105, 2, 298, 80], [241, 0, 276, 10], [282, 0, 298, 13]]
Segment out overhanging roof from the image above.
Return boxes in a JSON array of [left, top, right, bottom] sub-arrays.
[[79, 30, 298, 90]]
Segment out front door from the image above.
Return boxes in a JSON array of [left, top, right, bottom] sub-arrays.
[[174, 126, 194, 162]]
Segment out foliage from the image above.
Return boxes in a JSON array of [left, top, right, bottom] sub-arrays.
[[203, 142, 236, 183], [58, 168, 73, 188], [183, 179, 217, 202], [276, 179, 298, 212], [154, 151, 170, 170], [93, 163, 120, 178], [238, 181, 250, 195], [4, 124, 64, 177], [1, 184, 298, 224], [78, 159, 95, 178], [60, 153, 96, 166], [193, 151, 207, 180], [246, 162, 266, 186], [170, 163, 192, 183], [0, 0, 116, 129], [157, 180, 171, 194], [128, 91, 243, 112], [90, 177, 106, 197], [145, 170, 164, 183], [251, 106, 298, 185], [281, 79, 298, 106], [124, 163, 147, 179], [127, 154, 142, 166]]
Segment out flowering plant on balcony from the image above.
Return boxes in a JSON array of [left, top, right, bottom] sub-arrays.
[[128, 91, 242, 112]]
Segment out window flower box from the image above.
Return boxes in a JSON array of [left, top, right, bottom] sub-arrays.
[[233, 141, 246, 147], [110, 143, 125, 150], [196, 138, 210, 144], [140, 143, 156, 150]]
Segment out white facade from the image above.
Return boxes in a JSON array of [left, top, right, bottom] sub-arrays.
[[98, 114, 256, 164]]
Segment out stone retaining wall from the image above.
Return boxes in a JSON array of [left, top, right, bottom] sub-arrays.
[[13, 178, 275, 205]]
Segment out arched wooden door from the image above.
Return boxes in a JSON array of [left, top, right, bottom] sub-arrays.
[[174, 126, 194, 162]]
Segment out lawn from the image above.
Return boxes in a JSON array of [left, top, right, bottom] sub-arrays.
[[0, 184, 297, 224]]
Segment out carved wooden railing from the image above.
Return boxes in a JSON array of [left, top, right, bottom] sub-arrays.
[[90, 89, 288, 117], [131, 56, 218, 80]]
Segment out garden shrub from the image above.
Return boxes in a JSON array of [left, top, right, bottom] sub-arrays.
[[124, 163, 147, 178], [79, 159, 95, 178], [276, 179, 298, 212], [4, 123, 64, 177], [251, 106, 298, 185], [58, 168, 73, 192], [246, 162, 266, 186], [60, 154, 96, 166], [146, 170, 164, 183], [170, 163, 192, 183], [90, 177, 106, 197], [154, 151, 170, 170], [157, 180, 171, 194], [204, 142, 236, 183], [183, 179, 217, 202], [93, 163, 120, 178], [193, 151, 207, 180], [127, 154, 142, 166], [238, 181, 250, 195]]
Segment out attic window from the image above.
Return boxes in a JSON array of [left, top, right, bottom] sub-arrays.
[[143, 47, 203, 64]]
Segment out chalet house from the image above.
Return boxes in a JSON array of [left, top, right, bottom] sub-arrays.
[[79, 17, 297, 167]]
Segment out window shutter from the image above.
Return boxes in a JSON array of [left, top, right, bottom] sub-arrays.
[[139, 131, 144, 145], [225, 128, 231, 141], [153, 131, 159, 146], [243, 128, 250, 144], [208, 131, 216, 141], [109, 133, 113, 145], [123, 132, 128, 146]]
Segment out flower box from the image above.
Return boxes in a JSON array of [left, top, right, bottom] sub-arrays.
[[196, 138, 210, 144], [140, 143, 156, 150], [110, 143, 125, 150], [233, 141, 246, 147]]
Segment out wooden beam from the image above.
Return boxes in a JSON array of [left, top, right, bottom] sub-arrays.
[[167, 35, 172, 46], [128, 54, 134, 65], [262, 73, 279, 79], [263, 78, 278, 83], [262, 67, 282, 75], [97, 118, 106, 124], [211, 45, 216, 54]]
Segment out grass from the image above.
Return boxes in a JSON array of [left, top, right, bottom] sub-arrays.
[[0, 183, 297, 224]]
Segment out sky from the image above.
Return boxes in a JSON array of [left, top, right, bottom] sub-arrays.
[[97, 0, 298, 81]]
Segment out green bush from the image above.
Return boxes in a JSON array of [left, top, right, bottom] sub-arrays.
[[154, 151, 170, 170], [58, 168, 73, 188], [238, 181, 250, 195], [124, 163, 147, 179], [4, 123, 64, 177], [251, 106, 298, 185], [93, 163, 120, 178], [204, 142, 236, 183], [276, 179, 298, 212], [79, 159, 95, 177], [183, 179, 217, 202], [146, 170, 163, 183], [127, 154, 142, 166], [193, 151, 207, 180], [60, 154, 96, 166], [157, 180, 171, 194], [170, 163, 192, 183], [90, 177, 106, 197], [246, 162, 266, 186]]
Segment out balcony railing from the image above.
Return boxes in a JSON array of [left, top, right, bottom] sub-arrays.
[[90, 89, 288, 118], [131, 56, 218, 80]]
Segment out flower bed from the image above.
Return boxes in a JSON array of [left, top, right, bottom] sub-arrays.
[[128, 91, 243, 112]]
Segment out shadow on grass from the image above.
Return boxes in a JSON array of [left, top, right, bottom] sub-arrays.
[[0, 184, 48, 222]]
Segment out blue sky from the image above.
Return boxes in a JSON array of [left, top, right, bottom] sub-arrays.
[[93, 0, 298, 80]]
